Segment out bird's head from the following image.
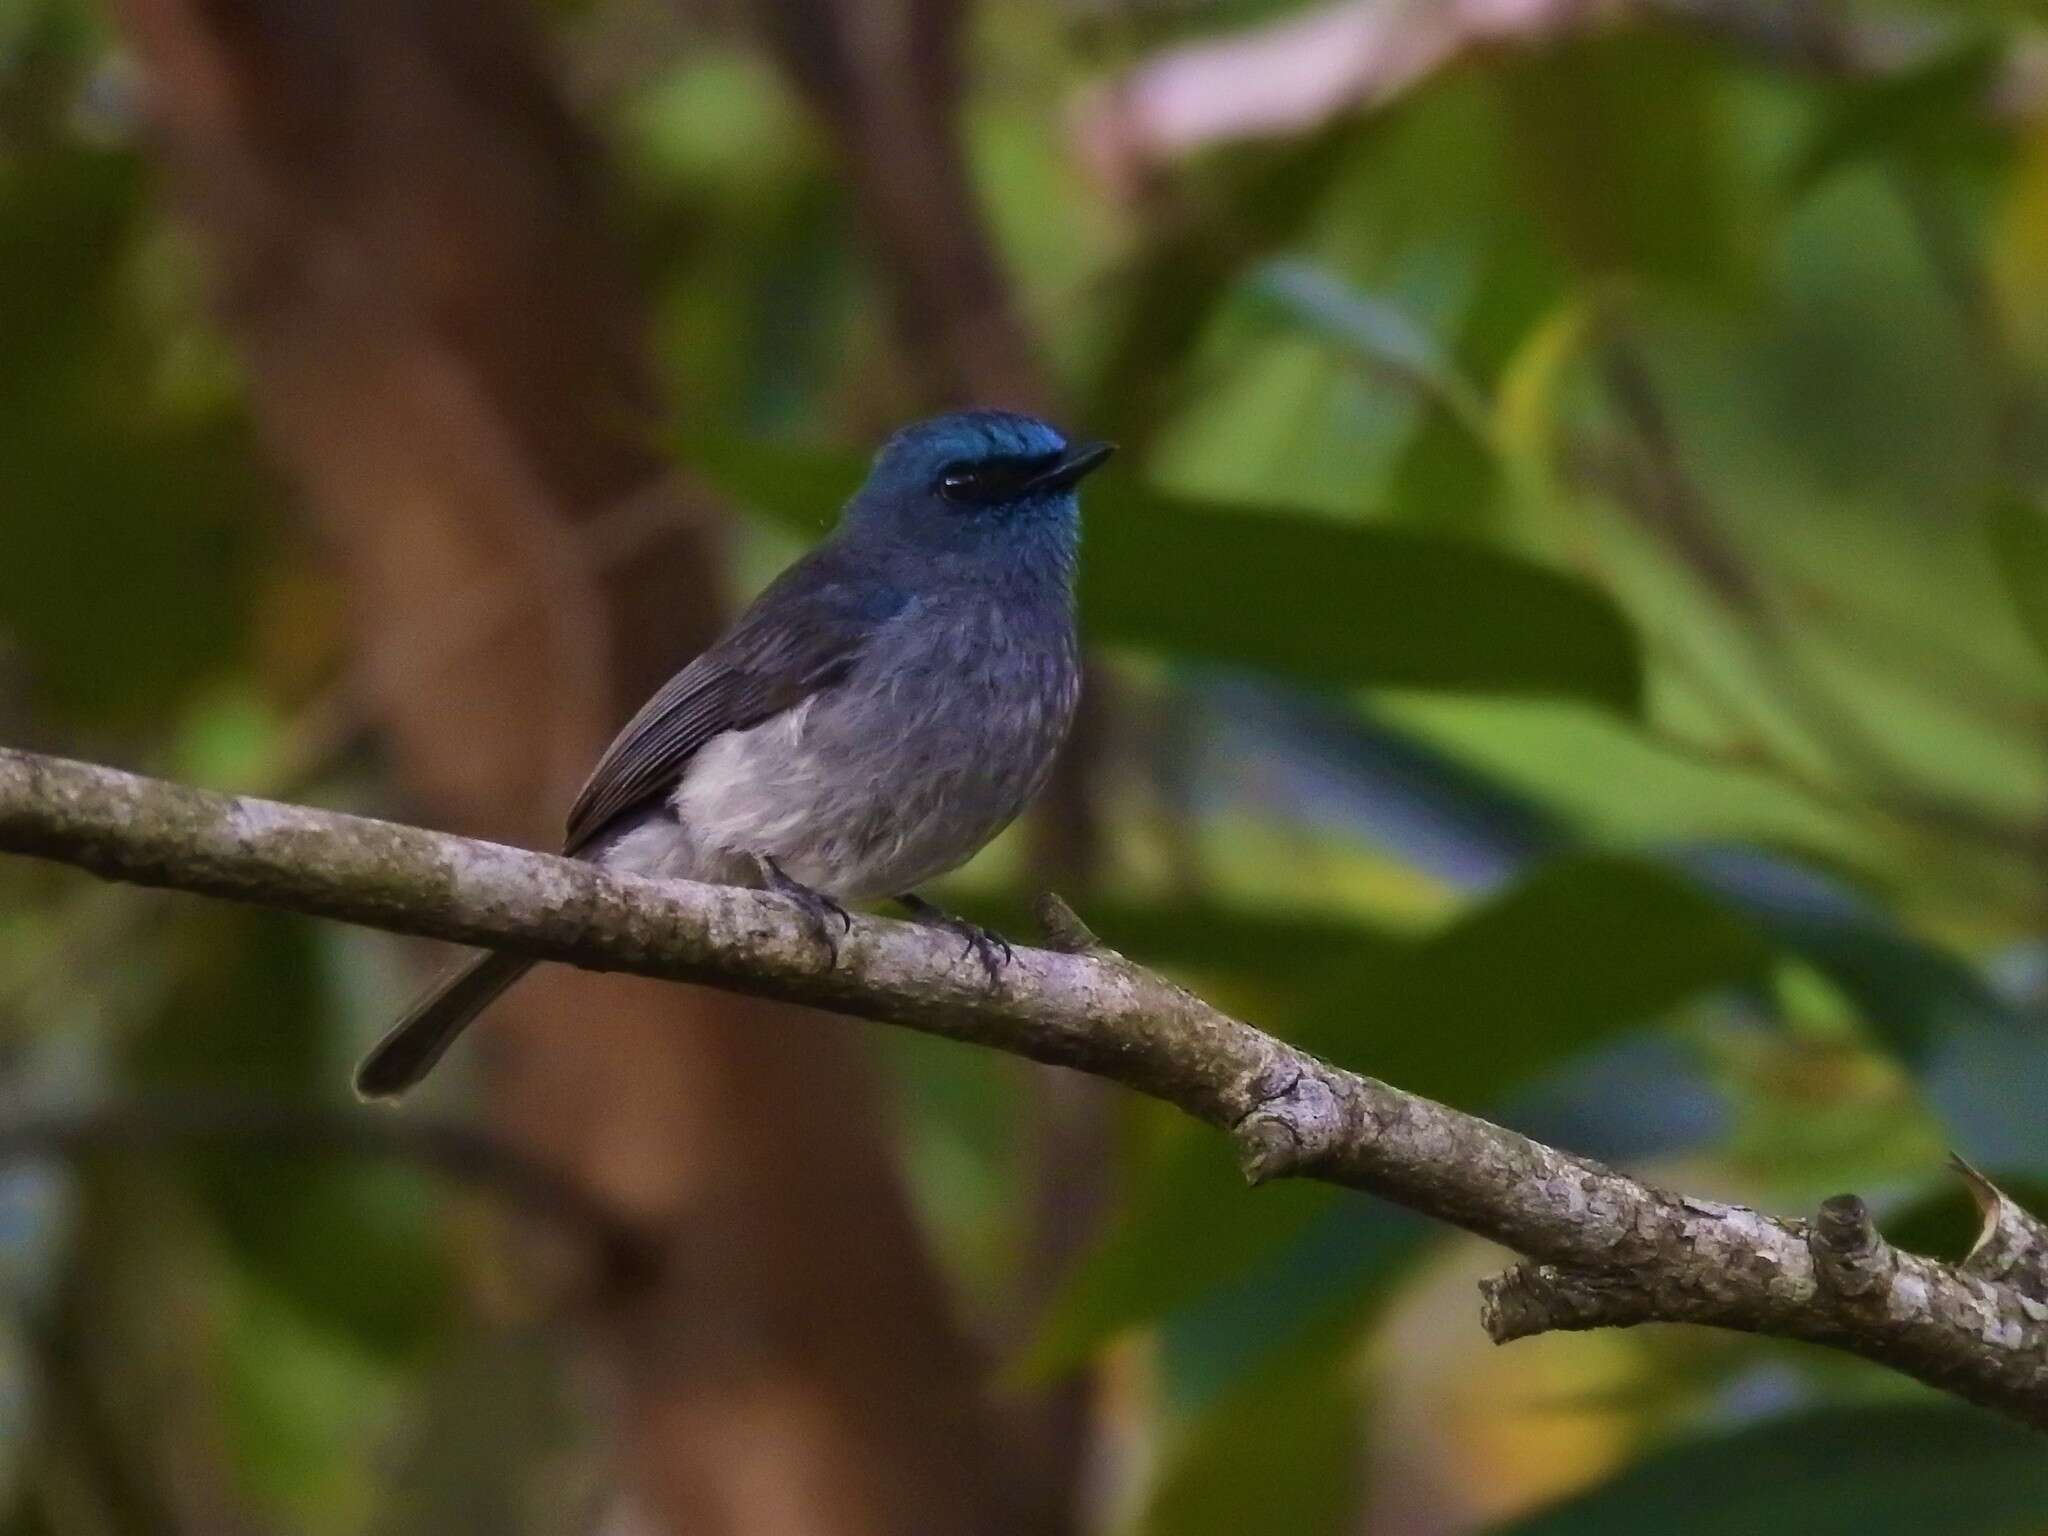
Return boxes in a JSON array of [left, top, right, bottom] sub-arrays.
[[843, 410, 1113, 567]]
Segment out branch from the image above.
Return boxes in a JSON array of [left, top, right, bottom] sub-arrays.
[[5, 746, 2048, 1428]]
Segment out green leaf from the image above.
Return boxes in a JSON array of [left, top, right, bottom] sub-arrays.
[[1088, 855, 1769, 1108], [1085, 484, 1644, 711], [1331, 854, 1764, 1099], [1724, 875, 2008, 1064], [1082, 127, 1367, 444], [1926, 1012, 2048, 1167], [211, 1159, 456, 1360], [1985, 490, 2048, 673], [1379, 232, 1567, 540], [1159, 1203, 1429, 1409], [219, 1279, 395, 1534], [1790, 36, 2005, 195], [1016, 1126, 1341, 1380], [1137, 1353, 1363, 1536], [1247, 259, 1495, 450], [687, 433, 862, 541], [1234, 252, 1511, 541], [1494, 33, 1747, 289], [0, 416, 266, 726], [132, 912, 452, 1356], [1485, 1403, 2048, 1536], [688, 437, 1646, 711], [0, 144, 266, 728], [0, 147, 138, 392]]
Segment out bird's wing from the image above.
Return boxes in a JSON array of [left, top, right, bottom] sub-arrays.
[[562, 554, 911, 855]]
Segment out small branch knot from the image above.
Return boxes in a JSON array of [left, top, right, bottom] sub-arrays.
[[1480, 1262, 1561, 1343], [1478, 1261, 1647, 1344], [1810, 1193, 1895, 1304], [1034, 892, 1110, 957], [1233, 1063, 1347, 1186]]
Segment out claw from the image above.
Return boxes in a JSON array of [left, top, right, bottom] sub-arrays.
[[757, 856, 850, 966], [896, 894, 1013, 986], [957, 924, 1013, 983]]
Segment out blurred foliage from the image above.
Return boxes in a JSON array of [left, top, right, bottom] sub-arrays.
[[9, 0, 2048, 1530], [1486, 1401, 2048, 1535], [693, 434, 1647, 706]]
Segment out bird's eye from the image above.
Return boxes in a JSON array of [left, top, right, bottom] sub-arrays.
[[937, 462, 985, 504], [935, 453, 1059, 506]]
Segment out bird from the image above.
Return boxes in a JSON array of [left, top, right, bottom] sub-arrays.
[[354, 409, 1111, 1100]]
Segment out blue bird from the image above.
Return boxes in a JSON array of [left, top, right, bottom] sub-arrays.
[[356, 409, 1111, 1098]]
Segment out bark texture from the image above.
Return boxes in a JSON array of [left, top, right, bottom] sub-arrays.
[[8, 745, 2048, 1433]]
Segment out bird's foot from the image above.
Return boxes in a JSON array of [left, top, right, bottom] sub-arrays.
[[757, 856, 852, 965], [896, 894, 1013, 985]]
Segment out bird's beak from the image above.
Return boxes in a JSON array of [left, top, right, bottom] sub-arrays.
[[1028, 439, 1116, 494]]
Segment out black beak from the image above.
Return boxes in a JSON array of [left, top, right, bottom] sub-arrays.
[[1028, 439, 1115, 495]]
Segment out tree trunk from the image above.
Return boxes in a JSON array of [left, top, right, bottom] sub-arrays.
[[111, 0, 1033, 1527]]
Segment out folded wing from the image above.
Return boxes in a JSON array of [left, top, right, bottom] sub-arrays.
[[563, 550, 911, 855]]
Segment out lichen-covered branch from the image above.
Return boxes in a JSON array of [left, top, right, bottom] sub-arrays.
[[5, 745, 2048, 1429]]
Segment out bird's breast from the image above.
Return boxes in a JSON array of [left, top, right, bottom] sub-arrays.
[[666, 603, 1079, 900]]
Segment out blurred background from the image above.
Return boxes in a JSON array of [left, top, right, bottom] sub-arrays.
[[6, 0, 2048, 1529]]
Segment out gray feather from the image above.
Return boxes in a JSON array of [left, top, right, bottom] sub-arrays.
[[564, 547, 911, 853], [354, 950, 535, 1100]]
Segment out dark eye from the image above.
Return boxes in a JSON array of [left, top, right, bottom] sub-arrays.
[[934, 452, 1061, 506], [937, 462, 986, 504]]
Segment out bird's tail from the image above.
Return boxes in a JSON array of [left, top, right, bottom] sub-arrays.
[[354, 950, 535, 1100]]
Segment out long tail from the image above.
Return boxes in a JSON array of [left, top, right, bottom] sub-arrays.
[[354, 951, 536, 1100]]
